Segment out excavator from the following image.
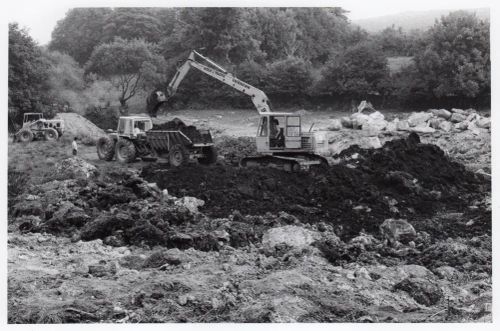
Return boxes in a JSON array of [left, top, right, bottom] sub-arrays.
[[147, 50, 329, 171]]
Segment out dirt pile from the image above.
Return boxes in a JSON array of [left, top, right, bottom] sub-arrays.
[[152, 118, 204, 143], [142, 134, 489, 239], [215, 136, 257, 165], [55, 112, 106, 138]]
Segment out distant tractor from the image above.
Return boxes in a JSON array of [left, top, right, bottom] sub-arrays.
[[14, 113, 65, 143], [96, 116, 217, 167]]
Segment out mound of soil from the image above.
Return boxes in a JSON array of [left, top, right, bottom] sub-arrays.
[[152, 118, 204, 143], [215, 136, 257, 165], [142, 134, 490, 239]]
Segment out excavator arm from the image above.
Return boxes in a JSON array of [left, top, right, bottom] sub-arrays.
[[147, 51, 272, 117]]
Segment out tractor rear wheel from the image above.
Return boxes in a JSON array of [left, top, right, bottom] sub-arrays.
[[18, 129, 33, 143], [198, 146, 218, 165], [44, 128, 59, 141], [169, 144, 189, 167], [115, 139, 137, 163], [97, 137, 115, 161]]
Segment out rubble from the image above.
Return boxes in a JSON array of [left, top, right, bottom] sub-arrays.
[[380, 219, 417, 245], [54, 157, 98, 179]]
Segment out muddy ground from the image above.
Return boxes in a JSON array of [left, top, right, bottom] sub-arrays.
[[7, 109, 491, 323]]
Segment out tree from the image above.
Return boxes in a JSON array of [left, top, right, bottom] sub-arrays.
[[49, 8, 112, 65], [249, 8, 299, 61], [85, 38, 166, 108], [160, 8, 263, 65], [319, 41, 389, 98], [8, 23, 50, 124], [265, 57, 314, 97], [412, 11, 490, 99], [291, 8, 351, 64], [100, 8, 165, 43]]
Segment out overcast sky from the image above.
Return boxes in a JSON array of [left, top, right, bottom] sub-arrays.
[[5, 0, 494, 45]]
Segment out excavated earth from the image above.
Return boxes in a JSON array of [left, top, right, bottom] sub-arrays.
[[8, 132, 492, 323], [142, 133, 490, 240]]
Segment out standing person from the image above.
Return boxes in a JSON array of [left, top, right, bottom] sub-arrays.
[[72, 137, 78, 156]]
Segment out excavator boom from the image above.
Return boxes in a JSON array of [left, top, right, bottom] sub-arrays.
[[147, 51, 271, 116]]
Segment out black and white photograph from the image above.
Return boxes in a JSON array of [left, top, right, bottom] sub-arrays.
[[2, 0, 495, 326]]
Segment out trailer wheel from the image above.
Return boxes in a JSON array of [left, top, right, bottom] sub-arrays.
[[44, 128, 59, 141], [198, 146, 218, 165], [97, 137, 115, 161], [17, 129, 34, 143], [115, 139, 136, 163], [169, 144, 189, 167]]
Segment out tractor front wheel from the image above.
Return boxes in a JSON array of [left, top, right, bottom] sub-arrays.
[[97, 137, 116, 161], [44, 128, 59, 141], [17, 129, 34, 143], [115, 139, 137, 163], [169, 144, 189, 167]]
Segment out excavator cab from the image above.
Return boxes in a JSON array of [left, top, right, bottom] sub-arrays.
[[256, 113, 302, 152]]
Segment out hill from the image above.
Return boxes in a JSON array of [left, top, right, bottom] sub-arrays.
[[353, 8, 490, 32]]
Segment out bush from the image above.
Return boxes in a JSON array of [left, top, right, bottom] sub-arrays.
[[8, 167, 29, 200], [318, 41, 389, 98], [265, 57, 314, 97]]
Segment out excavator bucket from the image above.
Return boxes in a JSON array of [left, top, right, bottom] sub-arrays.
[[146, 90, 168, 117]]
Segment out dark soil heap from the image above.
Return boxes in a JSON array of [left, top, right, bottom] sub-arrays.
[[152, 118, 203, 143], [142, 133, 490, 239]]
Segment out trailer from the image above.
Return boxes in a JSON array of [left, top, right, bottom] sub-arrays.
[[97, 116, 217, 166]]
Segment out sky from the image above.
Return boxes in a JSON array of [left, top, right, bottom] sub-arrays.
[[5, 0, 495, 45]]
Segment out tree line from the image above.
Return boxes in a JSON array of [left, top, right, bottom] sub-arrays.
[[8, 8, 490, 125]]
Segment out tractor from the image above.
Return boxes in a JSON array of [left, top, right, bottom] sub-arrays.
[[14, 113, 65, 143], [96, 116, 217, 166]]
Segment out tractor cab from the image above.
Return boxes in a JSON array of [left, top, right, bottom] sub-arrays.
[[22, 113, 44, 127], [116, 116, 153, 138], [256, 113, 302, 152]]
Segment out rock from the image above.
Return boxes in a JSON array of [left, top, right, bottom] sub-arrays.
[[363, 119, 387, 132], [428, 118, 443, 129], [434, 266, 461, 280], [262, 225, 320, 252], [351, 113, 371, 129], [355, 267, 372, 280], [142, 249, 185, 268], [162, 189, 169, 199], [24, 194, 39, 201], [430, 108, 452, 120], [450, 113, 467, 123], [438, 121, 452, 132], [380, 219, 417, 245], [174, 196, 205, 213], [408, 112, 432, 127], [88, 262, 117, 277], [340, 116, 353, 128], [399, 265, 435, 279], [385, 119, 398, 132], [349, 233, 376, 247], [450, 108, 468, 115], [44, 201, 90, 232], [178, 295, 189, 306], [368, 111, 385, 121], [359, 136, 382, 149], [327, 119, 342, 131], [476, 117, 491, 129], [454, 121, 469, 131], [12, 199, 44, 218], [55, 157, 98, 179], [394, 277, 443, 306], [396, 120, 410, 131], [410, 126, 435, 134]]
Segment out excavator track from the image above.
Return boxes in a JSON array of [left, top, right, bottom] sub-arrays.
[[240, 153, 327, 172]]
